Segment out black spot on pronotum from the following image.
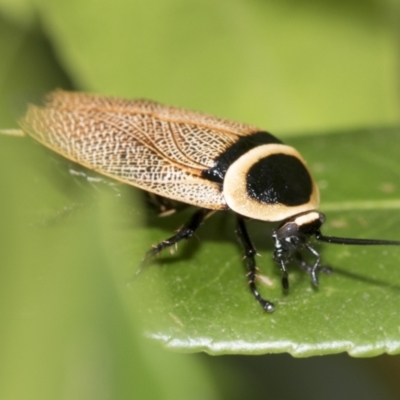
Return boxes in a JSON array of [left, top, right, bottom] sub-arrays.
[[246, 154, 313, 205]]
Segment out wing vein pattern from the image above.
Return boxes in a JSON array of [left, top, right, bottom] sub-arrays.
[[19, 91, 262, 209]]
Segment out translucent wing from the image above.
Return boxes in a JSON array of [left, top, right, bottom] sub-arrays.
[[19, 91, 262, 209]]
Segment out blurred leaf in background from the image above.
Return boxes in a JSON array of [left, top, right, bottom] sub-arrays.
[[1, 0, 400, 399]]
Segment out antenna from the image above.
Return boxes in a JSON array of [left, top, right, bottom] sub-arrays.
[[315, 231, 400, 246]]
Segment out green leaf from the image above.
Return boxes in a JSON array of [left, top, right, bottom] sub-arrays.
[[4, 127, 399, 359], [133, 128, 400, 357]]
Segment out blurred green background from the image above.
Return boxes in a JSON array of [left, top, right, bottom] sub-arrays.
[[1, 0, 400, 399]]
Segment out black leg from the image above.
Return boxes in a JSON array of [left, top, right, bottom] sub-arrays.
[[236, 217, 275, 312], [278, 259, 289, 291], [293, 251, 332, 285], [136, 208, 210, 276]]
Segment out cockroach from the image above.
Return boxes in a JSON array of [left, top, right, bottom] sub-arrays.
[[7, 90, 400, 312]]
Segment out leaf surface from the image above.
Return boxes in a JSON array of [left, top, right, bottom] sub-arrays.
[[133, 128, 400, 357]]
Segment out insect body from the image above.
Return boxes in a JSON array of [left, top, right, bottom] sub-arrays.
[[13, 90, 400, 312]]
